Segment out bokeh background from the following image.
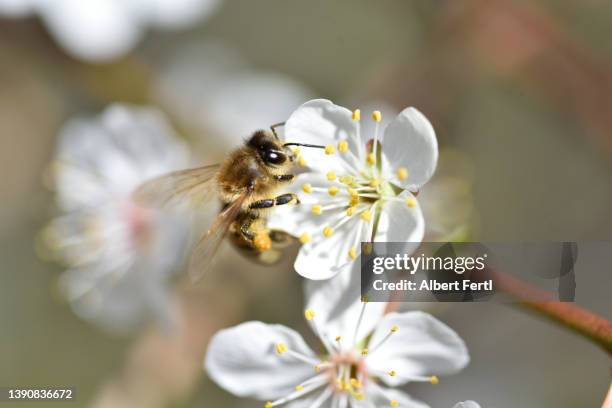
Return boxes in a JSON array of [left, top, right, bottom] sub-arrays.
[[1, 1, 611, 407]]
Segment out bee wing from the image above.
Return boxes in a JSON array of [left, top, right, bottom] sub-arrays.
[[133, 164, 221, 208], [188, 189, 250, 282]]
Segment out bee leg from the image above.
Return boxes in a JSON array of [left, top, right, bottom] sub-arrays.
[[274, 174, 294, 182], [249, 193, 300, 209], [240, 214, 272, 251]]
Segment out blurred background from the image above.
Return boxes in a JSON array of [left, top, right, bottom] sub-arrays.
[[1, 0, 611, 407]]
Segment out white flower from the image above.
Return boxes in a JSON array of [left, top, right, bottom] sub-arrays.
[[0, 0, 220, 62], [155, 41, 314, 153], [44, 104, 190, 334], [268, 99, 438, 280], [205, 275, 469, 408], [453, 402, 480, 408]]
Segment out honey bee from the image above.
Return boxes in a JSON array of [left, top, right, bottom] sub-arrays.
[[134, 123, 323, 282]]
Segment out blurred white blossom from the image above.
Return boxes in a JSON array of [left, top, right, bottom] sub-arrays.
[[453, 402, 480, 408], [44, 105, 190, 334], [0, 0, 220, 62], [205, 274, 468, 408], [156, 41, 314, 152], [269, 99, 438, 280]]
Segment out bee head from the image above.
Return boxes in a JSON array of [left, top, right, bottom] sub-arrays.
[[248, 131, 289, 166]]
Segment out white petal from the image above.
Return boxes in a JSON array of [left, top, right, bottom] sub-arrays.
[[204, 322, 317, 400], [366, 312, 469, 386], [131, 0, 220, 28], [355, 383, 429, 408], [304, 263, 386, 346], [374, 191, 425, 256], [382, 107, 438, 190], [285, 99, 360, 174], [453, 401, 481, 408]]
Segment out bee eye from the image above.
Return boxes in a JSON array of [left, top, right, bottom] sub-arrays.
[[264, 150, 286, 165]]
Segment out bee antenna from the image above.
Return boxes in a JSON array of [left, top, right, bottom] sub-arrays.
[[283, 142, 326, 149]]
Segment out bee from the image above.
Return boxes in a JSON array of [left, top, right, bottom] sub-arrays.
[[134, 123, 324, 282]]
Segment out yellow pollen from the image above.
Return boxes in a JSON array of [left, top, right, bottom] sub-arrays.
[[406, 197, 417, 208], [346, 206, 356, 216], [354, 392, 365, 401], [363, 243, 373, 255], [390, 400, 399, 407], [328, 186, 339, 196], [299, 233, 311, 244], [326, 171, 337, 181], [314, 364, 321, 373], [350, 378, 362, 389], [325, 144, 335, 155], [369, 178, 380, 188], [323, 226, 334, 237], [265, 402, 273, 408], [360, 211, 371, 221], [361, 295, 369, 303], [338, 140, 349, 153], [366, 152, 376, 165], [298, 156, 307, 167], [291, 147, 301, 156], [348, 246, 358, 260], [388, 370, 397, 377], [361, 348, 369, 356], [391, 325, 399, 333], [311, 205, 322, 215], [335, 336, 342, 342], [352, 109, 361, 121], [372, 110, 382, 122], [295, 385, 304, 391], [340, 175, 353, 185], [275, 343, 287, 354], [430, 376, 439, 385], [397, 167, 409, 181], [301, 183, 312, 193], [304, 309, 315, 321]]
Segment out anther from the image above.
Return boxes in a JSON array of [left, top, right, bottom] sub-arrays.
[[405, 197, 417, 208], [335, 336, 342, 342], [372, 110, 382, 122], [276, 343, 287, 354], [328, 186, 339, 196], [360, 211, 371, 221], [348, 246, 357, 260], [298, 156, 307, 167], [340, 175, 353, 185], [304, 309, 315, 321], [361, 348, 369, 356], [323, 226, 334, 237], [389, 370, 397, 377], [295, 385, 304, 391], [301, 183, 312, 193], [369, 179, 380, 188], [326, 171, 337, 181], [391, 325, 399, 333], [397, 167, 409, 181], [265, 402, 273, 408], [390, 400, 399, 407], [430, 376, 439, 385], [299, 233, 311, 244], [311, 205, 322, 215], [338, 140, 349, 153], [361, 295, 369, 303], [352, 109, 361, 121], [366, 153, 376, 166], [325, 144, 336, 155], [346, 207, 356, 216], [350, 378, 362, 389]]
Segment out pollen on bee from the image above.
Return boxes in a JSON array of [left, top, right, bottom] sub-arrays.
[[372, 110, 382, 122], [253, 232, 272, 251], [301, 183, 312, 193], [304, 309, 316, 321], [326, 171, 337, 181], [323, 226, 335, 237], [397, 167, 409, 181], [352, 109, 361, 121], [311, 205, 322, 215], [406, 197, 417, 208], [366, 153, 376, 165], [325, 144, 336, 155], [348, 246, 358, 260], [299, 232, 311, 244], [360, 211, 371, 221], [275, 343, 288, 354], [430, 376, 439, 385], [338, 140, 349, 153], [328, 186, 339, 196]]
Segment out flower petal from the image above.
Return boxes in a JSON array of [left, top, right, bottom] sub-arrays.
[[204, 322, 317, 400], [366, 311, 469, 386], [453, 402, 481, 408], [355, 383, 429, 408], [304, 263, 386, 347], [374, 191, 425, 257], [382, 107, 438, 190]]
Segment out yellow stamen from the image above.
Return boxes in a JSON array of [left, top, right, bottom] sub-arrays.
[[391, 325, 399, 333], [350, 378, 362, 389], [325, 144, 335, 155], [352, 109, 361, 121], [340, 175, 353, 185], [346, 206, 356, 216], [354, 392, 364, 401], [361, 348, 369, 356], [311, 205, 322, 215], [299, 233, 311, 244], [366, 152, 376, 165], [372, 110, 382, 122], [389, 370, 397, 377], [406, 197, 417, 208], [397, 167, 409, 181], [304, 309, 315, 321], [328, 186, 339, 196], [430, 376, 439, 385], [335, 336, 342, 342], [314, 364, 321, 373], [323, 226, 334, 237], [348, 246, 358, 260], [275, 343, 287, 354], [363, 243, 373, 255], [295, 385, 304, 391], [338, 140, 349, 153], [390, 400, 399, 407], [298, 156, 307, 167], [361, 295, 369, 303], [265, 402, 273, 408], [326, 171, 337, 181], [369, 178, 380, 188], [360, 211, 371, 221], [301, 183, 312, 193]]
